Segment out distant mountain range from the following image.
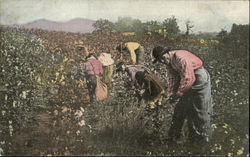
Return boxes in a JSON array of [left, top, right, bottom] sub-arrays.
[[6, 18, 96, 34]]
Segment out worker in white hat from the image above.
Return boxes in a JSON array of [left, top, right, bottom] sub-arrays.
[[98, 53, 115, 88]]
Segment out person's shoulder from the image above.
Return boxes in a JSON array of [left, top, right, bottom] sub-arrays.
[[173, 50, 192, 54], [93, 59, 103, 66], [171, 50, 193, 57], [169, 49, 185, 52], [91, 58, 101, 62]]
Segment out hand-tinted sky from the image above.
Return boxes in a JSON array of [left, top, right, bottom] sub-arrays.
[[0, 0, 249, 32]]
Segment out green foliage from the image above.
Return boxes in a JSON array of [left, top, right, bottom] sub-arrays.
[[0, 26, 248, 156], [162, 16, 180, 35], [93, 16, 181, 35], [144, 20, 162, 34], [195, 32, 218, 40], [0, 26, 65, 154], [216, 24, 249, 61], [216, 29, 228, 42], [131, 19, 146, 34], [228, 24, 249, 57], [115, 17, 135, 32], [93, 18, 115, 31], [82, 71, 170, 155]]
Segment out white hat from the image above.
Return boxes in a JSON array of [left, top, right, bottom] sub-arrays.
[[98, 53, 114, 66]]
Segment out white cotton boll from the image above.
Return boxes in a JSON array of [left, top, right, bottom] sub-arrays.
[[2, 110, 6, 116], [0, 148, 4, 155], [17, 81, 21, 86], [37, 76, 41, 83], [74, 110, 83, 119], [13, 101, 17, 108], [78, 120, 86, 127], [80, 107, 85, 113], [22, 91, 27, 99], [76, 130, 81, 135]]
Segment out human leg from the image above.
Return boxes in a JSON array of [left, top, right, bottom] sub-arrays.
[[186, 68, 213, 153], [135, 46, 145, 65], [86, 75, 97, 102], [168, 96, 188, 141]]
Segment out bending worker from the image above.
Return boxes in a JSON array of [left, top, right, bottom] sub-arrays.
[[117, 42, 145, 65], [152, 46, 213, 152]]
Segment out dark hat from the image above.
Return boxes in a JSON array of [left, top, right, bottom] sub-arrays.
[[152, 46, 171, 63], [152, 46, 165, 63]]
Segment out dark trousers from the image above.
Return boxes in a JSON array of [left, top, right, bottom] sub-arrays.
[[135, 46, 145, 65], [168, 67, 213, 146], [86, 75, 97, 102]]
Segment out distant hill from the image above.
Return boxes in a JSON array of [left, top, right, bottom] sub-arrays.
[[7, 18, 96, 34]]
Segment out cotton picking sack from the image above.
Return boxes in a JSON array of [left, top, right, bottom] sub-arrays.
[[144, 73, 165, 97], [95, 75, 108, 101]]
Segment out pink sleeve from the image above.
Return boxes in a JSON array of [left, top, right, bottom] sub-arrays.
[[175, 59, 196, 96], [166, 68, 180, 96]]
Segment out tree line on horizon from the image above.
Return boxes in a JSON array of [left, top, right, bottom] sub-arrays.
[[93, 16, 248, 38], [93, 16, 188, 35], [93, 16, 249, 62], [216, 23, 249, 60]]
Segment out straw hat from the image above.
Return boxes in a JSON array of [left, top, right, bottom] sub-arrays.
[[98, 53, 114, 66]]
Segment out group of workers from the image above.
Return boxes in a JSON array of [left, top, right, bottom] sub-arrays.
[[73, 41, 213, 153]]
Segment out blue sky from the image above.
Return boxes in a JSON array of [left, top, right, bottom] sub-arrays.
[[0, 0, 249, 33]]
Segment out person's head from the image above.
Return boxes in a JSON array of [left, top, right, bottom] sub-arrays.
[[75, 41, 89, 60], [135, 71, 146, 86], [116, 43, 126, 53], [152, 46, 171, 65], [77, 46, 89, 57]]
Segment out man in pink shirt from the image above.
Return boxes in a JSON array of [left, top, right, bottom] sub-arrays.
[[152, 46, 213, 151]]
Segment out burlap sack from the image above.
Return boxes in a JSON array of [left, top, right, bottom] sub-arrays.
[[144, 73, 165, 96], [95, 75, 108, 101]]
